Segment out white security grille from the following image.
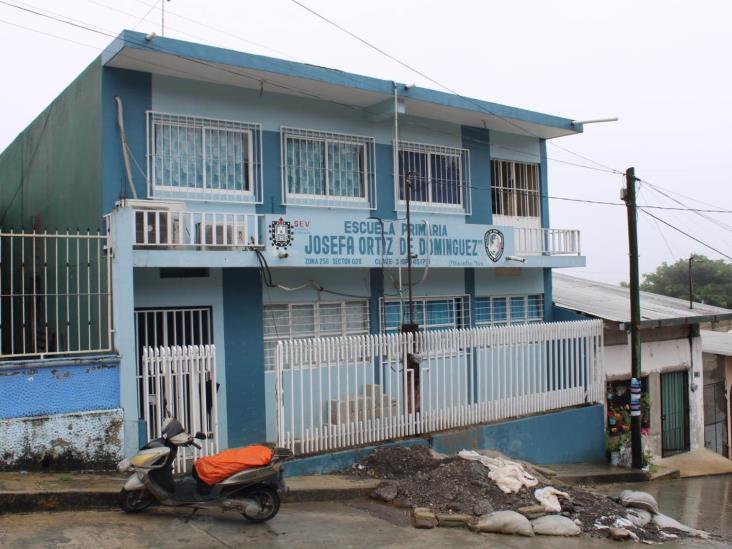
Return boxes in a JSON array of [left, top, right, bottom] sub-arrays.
[[396, 141, 471, 214], [274, 320, 605, 455], [0, 230, 112, 359], [475, 295, 544, 326], [263, 301, 370, 370], [147, 111, 263, 203], [491, 159, 540, 218], [281, 127, 376, 209], [380, 295, 470, 332], [142, 345, 218, 473], [514, 227, 581, 256]]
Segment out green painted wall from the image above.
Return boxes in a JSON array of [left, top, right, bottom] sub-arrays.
[[0, 58, 103, 232]]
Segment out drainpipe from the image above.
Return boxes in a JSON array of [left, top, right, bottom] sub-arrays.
[[113, 96, 138, 200]]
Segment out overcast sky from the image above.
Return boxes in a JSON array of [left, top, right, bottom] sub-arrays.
[[1, 0, 730, 284]]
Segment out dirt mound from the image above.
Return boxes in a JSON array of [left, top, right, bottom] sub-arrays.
[[350, 446, 689, 544]]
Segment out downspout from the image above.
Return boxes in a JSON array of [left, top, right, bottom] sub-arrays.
[[114, 96, 138, 200]]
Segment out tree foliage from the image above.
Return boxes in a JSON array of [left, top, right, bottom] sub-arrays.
[[635, 256, 732, 308]]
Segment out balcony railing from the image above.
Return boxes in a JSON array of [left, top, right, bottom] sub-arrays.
[[515, 228, 581, 256], [133, 209, 263, 250]]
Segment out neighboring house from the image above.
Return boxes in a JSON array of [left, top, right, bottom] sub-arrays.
[[700, 329, 732, 459], [553, 273, 732, 459], [1, 31, 609, 467]]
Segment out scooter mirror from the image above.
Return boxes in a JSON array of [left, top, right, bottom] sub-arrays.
[[195, 432, 206, 440]]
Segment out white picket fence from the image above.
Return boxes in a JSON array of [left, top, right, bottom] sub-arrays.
[[274, 320, 604, 455], [141, 345, 219, 472]]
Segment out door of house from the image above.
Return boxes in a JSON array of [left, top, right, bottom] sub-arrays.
[[661, 370, 690, 457], [704, 380, 728, 456]]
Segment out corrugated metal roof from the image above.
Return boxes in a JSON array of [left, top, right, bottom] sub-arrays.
[[553, 273, 732, 323], [701, 330, 732, 356]]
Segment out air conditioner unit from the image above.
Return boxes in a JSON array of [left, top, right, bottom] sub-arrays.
[[135, 210, 183, 248], [196, 223, 246, 249]]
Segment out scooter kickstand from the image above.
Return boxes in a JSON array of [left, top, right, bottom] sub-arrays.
[[185, 508, 199, 523]]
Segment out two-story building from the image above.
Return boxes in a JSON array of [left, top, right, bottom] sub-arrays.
[[1, 31, 604, 467]]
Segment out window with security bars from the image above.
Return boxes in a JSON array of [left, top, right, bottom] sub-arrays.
[[147, 111, 262, 202], [381, 296, 470, 333], [491, 159, 541, 218], [263, 301, 370, 370], [474, 295, 544, 326], [281, 127, 375, 208], [398, 142, 469, 211]]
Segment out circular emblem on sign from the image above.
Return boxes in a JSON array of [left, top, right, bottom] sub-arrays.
[[484, 229, 504, 262], [269, 218, 293, 250]]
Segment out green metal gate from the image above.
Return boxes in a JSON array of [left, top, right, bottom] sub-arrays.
[[661, 370, 690, 456]]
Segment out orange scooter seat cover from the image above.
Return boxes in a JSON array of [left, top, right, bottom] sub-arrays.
[[194, 445, 273, 486]]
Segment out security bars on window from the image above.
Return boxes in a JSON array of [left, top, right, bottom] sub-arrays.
[[263, 301, 370, 370], [474, 295, 544, 326], [396, 142, 471, 214], [380, 295, 470, 333], [491, 160, 540, 218], [281, 127, 376, 209], [0, 230, 112, 359], [147, 111, 263, 203]]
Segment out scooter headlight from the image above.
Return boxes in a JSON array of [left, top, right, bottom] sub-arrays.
[[117, 458, 132, 473]]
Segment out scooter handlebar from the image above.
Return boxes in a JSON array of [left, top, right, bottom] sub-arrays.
[[190, 441, 202, 450]]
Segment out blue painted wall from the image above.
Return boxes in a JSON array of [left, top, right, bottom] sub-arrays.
[[462, 126, 491, 225], [256, 130, 285, 215], [552, 305, 589, 322], [431, 404, 605, 464], [223, 268, 266, 446], [0, 358, 120, 419], [101, 67, 151, 213]]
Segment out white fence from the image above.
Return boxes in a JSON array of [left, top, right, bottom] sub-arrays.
[[133, 208, 263, 249], [0, 230, 112, 359], [515, 228, 581, 256], [275, 320, 604, 455], [141, 345, 219, 473]]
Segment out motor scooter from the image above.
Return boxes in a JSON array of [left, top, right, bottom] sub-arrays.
[[117, 417, 292, 522]]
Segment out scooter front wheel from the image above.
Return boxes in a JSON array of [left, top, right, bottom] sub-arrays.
[[119, 488, 155, 513], [240, 485, 281, 523]]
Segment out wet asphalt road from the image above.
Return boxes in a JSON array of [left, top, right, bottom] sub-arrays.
[[0, 476, 730, 548]]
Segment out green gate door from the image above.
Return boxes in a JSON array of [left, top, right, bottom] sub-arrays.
[[661, 370, 690, 456]]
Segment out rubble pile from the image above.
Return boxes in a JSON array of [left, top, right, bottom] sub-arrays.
[[352, 446, 708, 542]]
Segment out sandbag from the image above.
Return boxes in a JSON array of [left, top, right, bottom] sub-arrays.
[[458, 450, 538, 494], [472, 510, 534, 537], [618, 490, 659, 514], [194, 445, 273, 485], [534, 486, 570, 513], [624, 508, 652, 528], [531, 515, 581, 536], [653, 513, 709, 538]]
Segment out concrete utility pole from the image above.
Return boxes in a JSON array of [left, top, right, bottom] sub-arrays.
[[622, 167, 643, 470], [688, 254, 694, 309]]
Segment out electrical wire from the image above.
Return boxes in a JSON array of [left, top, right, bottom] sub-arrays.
[[639, 209, 732, 261]]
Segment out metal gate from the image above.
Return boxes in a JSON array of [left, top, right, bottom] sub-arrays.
[[704, 380, 729, 456], [140, 345, 219, 473], [661, 370, 690, 457]]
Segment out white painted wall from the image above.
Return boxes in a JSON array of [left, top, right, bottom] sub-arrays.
[[490, 130, 541, 163], [474, 268, 544, 296]]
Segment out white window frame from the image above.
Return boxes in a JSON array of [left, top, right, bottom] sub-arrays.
[[396, 141, 470, 212], [380, 295, 470, 333], [263, 300, 370, 370], [490, 159, 541, 219], [474, 294, 544, 327], [281, 127, 375, 208], [147, 111, 261, 202]]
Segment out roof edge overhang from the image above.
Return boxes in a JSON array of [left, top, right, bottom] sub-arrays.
[[102, 30, 582, 139]]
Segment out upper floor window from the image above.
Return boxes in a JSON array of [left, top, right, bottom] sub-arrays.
[[474, 294, 544, 326], [147, 111, 262, 203], [491, 159, 540, 218], [397, 142, 470, 214], [281, 127, 376, 209], [381, 295, 470, 333]]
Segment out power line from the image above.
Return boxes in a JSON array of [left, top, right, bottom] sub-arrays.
[[289, 0, 625, 176], [639, 209, 732, 261]]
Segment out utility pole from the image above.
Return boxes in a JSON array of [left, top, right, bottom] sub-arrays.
[[688, 254, 694, 309], [162, 0, 171, 37], [622, 167, 643, 470], [402, 172, 420, 414], [404, 172, 416, 331]]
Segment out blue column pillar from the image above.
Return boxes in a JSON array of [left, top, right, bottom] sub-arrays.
[[540, 139, 553, 322], [462, 126, 492, 225], [222, 268, 266, 446]]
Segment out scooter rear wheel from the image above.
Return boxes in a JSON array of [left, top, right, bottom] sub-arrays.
[[240, 485, 280, 523], [119, 488, 155, 513]]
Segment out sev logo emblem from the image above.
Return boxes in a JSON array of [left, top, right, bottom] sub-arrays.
[[269, 218, 293, 250], [484, 229, 504, 262]]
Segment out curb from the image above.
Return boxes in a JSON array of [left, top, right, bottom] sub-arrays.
[[0, 484, 372, 514], [554, 470, 650, 485]]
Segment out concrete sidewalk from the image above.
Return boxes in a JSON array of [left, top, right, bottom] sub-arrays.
[[0, 471, 380, 513], [547, 462, 652, 485]]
